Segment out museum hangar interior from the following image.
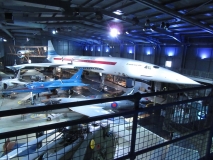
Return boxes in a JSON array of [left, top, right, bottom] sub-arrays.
[[0, 0, 213, 160]]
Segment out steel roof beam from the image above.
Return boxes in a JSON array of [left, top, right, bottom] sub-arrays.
[[0, 24, 14, 39], [2, 20, 46, 29], [101, 10, 181, 42], [132, 0, 213, 34], [71, 23, 149, 43], [0, 0, 63, 11]]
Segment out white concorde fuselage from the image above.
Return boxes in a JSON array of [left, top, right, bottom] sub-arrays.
[[48, 55, 199, 85]]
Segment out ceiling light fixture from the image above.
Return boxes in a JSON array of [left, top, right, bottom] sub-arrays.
[[110, 28, 119, 37], [125, 30, 130, 34], [132, 17, 139, 25]]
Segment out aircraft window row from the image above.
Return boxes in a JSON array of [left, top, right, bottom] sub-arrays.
[[74, 67, 103, 70]]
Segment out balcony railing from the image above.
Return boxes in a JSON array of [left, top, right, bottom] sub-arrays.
[[0, 85, 212, 160]]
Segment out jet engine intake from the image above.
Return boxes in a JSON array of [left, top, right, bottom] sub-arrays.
[[2, 83, 8, 90]]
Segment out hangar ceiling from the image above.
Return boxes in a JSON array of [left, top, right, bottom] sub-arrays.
[[0, 0, 213, 45]]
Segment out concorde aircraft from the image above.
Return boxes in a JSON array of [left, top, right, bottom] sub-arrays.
[[7, 40, 200, 86]]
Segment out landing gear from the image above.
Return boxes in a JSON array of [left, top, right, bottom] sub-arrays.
[[67, 89, 74, 95]]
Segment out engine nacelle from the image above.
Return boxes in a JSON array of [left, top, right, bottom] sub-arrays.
[[1, 82, 14, 90]]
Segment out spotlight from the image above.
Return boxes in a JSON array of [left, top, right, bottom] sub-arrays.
[[95, 11, 103, 20], [52, 30, 56, 34], [110, 28, 119, 37], [145, 19, 150, 26], [3, 39, 7, 42], [164, 23, 170, 30], [132, 17, 139, 25], [160, 22, 165, 28]]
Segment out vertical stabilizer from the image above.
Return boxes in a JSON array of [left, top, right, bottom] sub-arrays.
[[121, 88, 135, 96], [47, 40, 58, 62], [69, 68, 83, 81], [15, 70, 21, 79]]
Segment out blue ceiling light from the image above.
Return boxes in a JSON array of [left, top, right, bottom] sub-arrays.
[[106, 46, 109, 52], [166, 47, 176, 56], [198, 48, 211, 59]]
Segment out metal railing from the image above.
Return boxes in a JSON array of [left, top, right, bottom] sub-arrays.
[[0, 85, 213, 160]]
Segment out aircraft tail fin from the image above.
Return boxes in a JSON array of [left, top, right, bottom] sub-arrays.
[[47, 40, 58, 62], [121, 87, 135, 96], [15, 70, 21, 79], [69, 68, 83, 81]]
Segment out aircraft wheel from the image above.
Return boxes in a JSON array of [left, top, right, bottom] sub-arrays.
[[47, 117, 51, 121]]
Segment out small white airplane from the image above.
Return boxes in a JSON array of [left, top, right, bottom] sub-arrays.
[[7, 40, 200, 86], [0, 70, 27, 90]]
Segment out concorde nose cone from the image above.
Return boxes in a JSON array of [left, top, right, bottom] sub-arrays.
[[156, 67, 200, 85], [166, 70, 200, 85]]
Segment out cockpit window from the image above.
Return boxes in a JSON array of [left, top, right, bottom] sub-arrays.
[[153, 66, 159, 69]]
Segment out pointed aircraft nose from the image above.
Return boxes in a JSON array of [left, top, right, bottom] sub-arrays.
[[173, 74, 200, 85], [158, 68, 200, 85]]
